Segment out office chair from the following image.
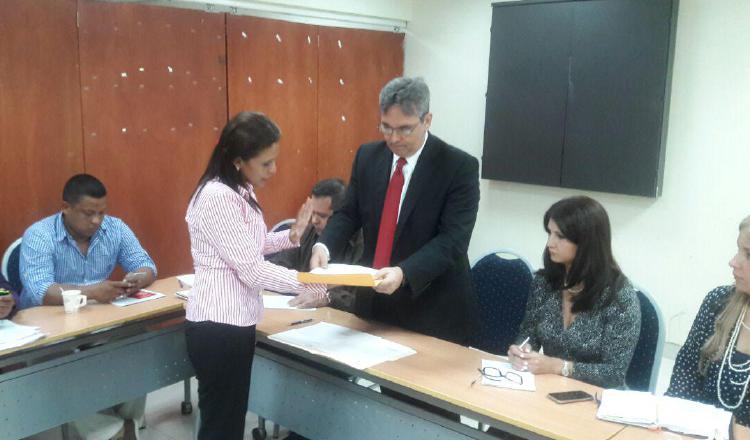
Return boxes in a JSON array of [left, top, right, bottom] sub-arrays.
[[625, 286, 665, 392], [270, 218, 295, 233], [470, 250, 534, 355], [1, 237, 22, 292]]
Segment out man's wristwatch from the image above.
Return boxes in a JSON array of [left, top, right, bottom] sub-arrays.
[[561, 360, 571, 377]]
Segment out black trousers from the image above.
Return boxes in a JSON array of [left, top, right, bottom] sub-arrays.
[[186, 320, 256, 440]]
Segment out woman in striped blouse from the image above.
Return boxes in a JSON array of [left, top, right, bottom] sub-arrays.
[[185, 111, 327, 440]]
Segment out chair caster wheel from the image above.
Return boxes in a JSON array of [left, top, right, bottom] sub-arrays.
[[181, 401, 193, 415], [252, 427, 267, 440]]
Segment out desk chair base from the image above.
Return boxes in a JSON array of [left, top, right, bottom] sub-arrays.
[[252, 417, 281, 440], [181, 379, 193, 414]]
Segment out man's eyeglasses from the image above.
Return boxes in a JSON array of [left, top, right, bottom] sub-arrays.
[[378, 123, 421, 138], [470, 367, 523, 387]]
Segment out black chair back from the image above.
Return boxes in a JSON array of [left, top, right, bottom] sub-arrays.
[[470, 252, 533, 355], [625, 289, 663, 391]]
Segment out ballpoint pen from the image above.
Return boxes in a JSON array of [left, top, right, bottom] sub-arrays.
[[517, 336, 531, 372], [518, 336, 530, 351], [290, 318, 314, 326]]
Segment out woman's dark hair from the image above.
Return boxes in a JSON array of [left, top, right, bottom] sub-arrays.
[[540, 196, 625, 312], [192, 111, 281, 211]]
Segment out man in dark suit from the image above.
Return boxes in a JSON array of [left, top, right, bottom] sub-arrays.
[[308, 76, 480, 345]]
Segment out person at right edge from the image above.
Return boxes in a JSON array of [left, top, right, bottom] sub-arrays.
[[307, 76, 481, 346]]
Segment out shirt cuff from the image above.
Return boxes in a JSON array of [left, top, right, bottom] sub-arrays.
[[312, 242, 330, 259]]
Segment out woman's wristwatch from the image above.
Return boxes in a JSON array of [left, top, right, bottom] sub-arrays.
[[561, 360, 572, 377]]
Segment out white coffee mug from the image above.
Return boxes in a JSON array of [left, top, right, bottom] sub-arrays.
[[62, 290, 87, 314]]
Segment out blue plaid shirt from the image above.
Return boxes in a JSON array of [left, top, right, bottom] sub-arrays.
[[19, 213, 157, 308]]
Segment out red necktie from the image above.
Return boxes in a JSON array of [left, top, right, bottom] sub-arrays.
[[373, 157, 407, 269]]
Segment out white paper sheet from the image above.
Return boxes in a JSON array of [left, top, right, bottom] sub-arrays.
[[262, 294, 316, 311], [111, 290, 164, 307], [596, 389, 731, 439], [176, 274, 195, 288], [268, 322, 415, 370], [0, 320, 45, 351], [480, 359, 536, 391], [309, 264, 377, 276]]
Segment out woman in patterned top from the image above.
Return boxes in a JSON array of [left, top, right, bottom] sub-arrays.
[[185, 112, 326, 440], [667, 216, 750, 434], [508, 196, 641, 388]]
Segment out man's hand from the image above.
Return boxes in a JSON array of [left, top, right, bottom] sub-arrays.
[[288, 289, 329, 309], [84, 281, 130, 303], [373, 267, 404, 294], [0, 294, 15, 319], [123, 272, 147, 295], [309, 245, 329, 270], [289, 198, 313, 245]]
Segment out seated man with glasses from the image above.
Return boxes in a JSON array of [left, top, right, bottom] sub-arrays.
[[267, 178, 363, 312], [308, 76, 481, 346]]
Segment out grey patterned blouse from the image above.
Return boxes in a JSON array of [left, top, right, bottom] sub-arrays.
[[515, 274, 641, 388]]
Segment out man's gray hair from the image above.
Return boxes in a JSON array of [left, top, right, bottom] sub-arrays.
[[379, 77, 430, 118]]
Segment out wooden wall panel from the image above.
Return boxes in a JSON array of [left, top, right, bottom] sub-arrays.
[[77, 1, 227, 277], [227, 16, 318, 227], [317, 28, 404, 183], [0, 0, 84, 253]]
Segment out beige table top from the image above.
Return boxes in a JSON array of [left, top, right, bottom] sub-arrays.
[[256, 298, 627, 440], [2, 277, 185, 357]]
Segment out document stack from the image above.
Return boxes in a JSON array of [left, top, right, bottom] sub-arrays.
[[0, 320, 45, 351]]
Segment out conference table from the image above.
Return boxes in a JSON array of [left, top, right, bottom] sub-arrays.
[[1, 277, 690, 440], [0, 277, 193, 440], [249, 297, 692, 440]]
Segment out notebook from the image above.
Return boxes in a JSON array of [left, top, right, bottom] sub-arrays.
[[596, 389, 731, 439]]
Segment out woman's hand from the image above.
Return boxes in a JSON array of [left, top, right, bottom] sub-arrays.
[[289, 284, 329, 308], [0, 293, 15, 319], [508, 344, 531, 371], [509, 345, 564, 375], [289, 198, 313, 245]]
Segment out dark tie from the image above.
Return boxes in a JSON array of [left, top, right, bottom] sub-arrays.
[[373, 157, 407, 269]]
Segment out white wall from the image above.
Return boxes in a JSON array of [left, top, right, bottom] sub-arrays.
[[404, 0, 750, 345]]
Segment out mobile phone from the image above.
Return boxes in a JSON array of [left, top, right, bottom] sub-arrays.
[[547, 390, 594, 404], [123, 272, 147, 283]]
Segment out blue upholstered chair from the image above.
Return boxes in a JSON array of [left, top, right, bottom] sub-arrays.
[[470, 250, 534, 355], [625, 286, 664, 392], [270, 218, 295, 233], [1, 237, 22, 292]]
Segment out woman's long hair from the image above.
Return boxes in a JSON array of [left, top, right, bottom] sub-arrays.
[[191, 111, 280, 211], [699, 216, 750, 374], [540, 196, 625, 313]]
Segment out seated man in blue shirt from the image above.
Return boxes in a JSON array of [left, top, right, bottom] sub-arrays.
[[20, 173, 157, 308], [19, 173, 157, 439]]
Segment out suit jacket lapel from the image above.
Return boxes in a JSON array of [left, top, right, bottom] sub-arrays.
[[371, 144, 393, 227], [394, 134, 440, 243]]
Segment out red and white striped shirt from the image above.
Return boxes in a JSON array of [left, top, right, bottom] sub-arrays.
[[185, 180, 324, 327]]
